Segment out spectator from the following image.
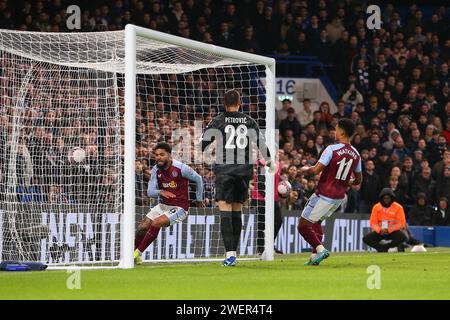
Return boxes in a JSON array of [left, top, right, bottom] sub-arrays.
[[399, 156, 416, 196], [375, 149, 392, 187], [432, 148, 450, 179], [412, 166, 436, 204], [325, 17, 345, 44], [409, 192, 433, 226], [436, 165, 450, 201], [291, 31, 309, 55], [333, 100, 349, 120], [443, 118, 450, 144], [318, 101, 333, 125], [276, 98, 292, 125], [297, 98, 317, 127], [388, 175, 408, 207], [240, 25, 260, 53], [313, 29, 332, 65], [355, 59, 370, 95], [432, 197, 450, 226], [314, 135, 325, 156], [405, 127, 422, 151], [342, 79, 364, 112], [286, 165, 304, 210], [360, 160, 381, 213], [309, 110, 328, 131], [345, 183, 361, 213], [391, 136, 412, 164], [215, 22, 235, 49], [279, 107, 302, 139]]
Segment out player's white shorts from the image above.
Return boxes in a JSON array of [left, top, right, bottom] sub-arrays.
[[146, 204, 188, 226], [301, 193, 344, 223]]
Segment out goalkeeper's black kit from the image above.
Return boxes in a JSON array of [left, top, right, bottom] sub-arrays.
[[201, 111, 271, 203]]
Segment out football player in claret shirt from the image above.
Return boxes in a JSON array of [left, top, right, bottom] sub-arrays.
[[299, 118, 363, 265], [134, 142, 204, 265]]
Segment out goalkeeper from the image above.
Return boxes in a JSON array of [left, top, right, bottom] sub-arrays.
[[134, 142, 204, 264], [200, 89, 276, 266]]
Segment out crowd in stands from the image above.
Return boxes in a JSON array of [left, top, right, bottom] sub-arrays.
[[0, 0, 449, 226]]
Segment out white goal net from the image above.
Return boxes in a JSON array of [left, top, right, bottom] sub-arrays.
[[0, 25, 275, 268]]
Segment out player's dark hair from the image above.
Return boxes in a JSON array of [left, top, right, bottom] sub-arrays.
[[338, 118, 356, 138], [154, 142, 172, 154], [224, 89, 240, 107]]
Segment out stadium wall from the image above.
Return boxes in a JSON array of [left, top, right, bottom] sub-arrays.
[[275, 77, 337, 114]]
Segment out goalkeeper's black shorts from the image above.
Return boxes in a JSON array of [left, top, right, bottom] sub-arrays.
[[215, 174, 250, 204]]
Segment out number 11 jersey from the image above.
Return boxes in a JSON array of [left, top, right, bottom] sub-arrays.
[[316, 143, 362, 200]]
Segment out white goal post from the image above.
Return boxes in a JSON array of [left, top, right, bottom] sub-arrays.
[[0, 24, 276, 269]]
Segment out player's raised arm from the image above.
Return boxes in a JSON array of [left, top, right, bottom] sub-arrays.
[[300, 145, 330, 175], [349, 157, 363, 186], [180, 163, 205, 207], [200, 119, 217, 152], [250, 118, 276, 173], [147, 166, 160, 199]]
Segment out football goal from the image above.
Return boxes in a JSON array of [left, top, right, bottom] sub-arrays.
[[0, 24, 276, 268]]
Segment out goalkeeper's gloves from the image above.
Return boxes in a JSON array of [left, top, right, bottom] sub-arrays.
[[265, 160, 277, 174]]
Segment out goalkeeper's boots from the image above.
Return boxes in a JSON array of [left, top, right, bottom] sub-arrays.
[[222, 256, 237, 267], [134, 249, 143, 265], [310, 248, 330, 265]]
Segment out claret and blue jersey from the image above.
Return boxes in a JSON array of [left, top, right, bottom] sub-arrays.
[[316, 143, 362, 200], [147, 160, 203, 211]]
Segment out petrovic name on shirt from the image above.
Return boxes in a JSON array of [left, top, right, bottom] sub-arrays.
[[225, 117, 247, 124]]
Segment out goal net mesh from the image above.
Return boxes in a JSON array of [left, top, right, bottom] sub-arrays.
[[0, 30, 272, 266]]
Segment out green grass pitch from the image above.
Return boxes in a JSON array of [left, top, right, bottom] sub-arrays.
[[1, 248, 450, 300]]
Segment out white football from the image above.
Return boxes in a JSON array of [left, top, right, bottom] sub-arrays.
[[278, 180, 292, 196], [68, 147, 86, 163]]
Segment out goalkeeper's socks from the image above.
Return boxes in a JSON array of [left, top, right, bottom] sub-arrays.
[[226, 251, 237, 259], [137, 225, 160, 252], [231, 211, 242, 251], [220, 211, 234, 252]]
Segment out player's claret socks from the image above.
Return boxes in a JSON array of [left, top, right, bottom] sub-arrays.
[[298, 223, 322, 249], [311, 223, 324, 254], [137, 225, 161, 253], [135, 233, 144, 250]]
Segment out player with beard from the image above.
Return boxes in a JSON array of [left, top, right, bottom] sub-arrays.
[[134, 142, 204, 264]]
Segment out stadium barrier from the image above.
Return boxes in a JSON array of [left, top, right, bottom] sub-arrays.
[[409, 226, 450, 247], [278, 211, 373, 253]]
